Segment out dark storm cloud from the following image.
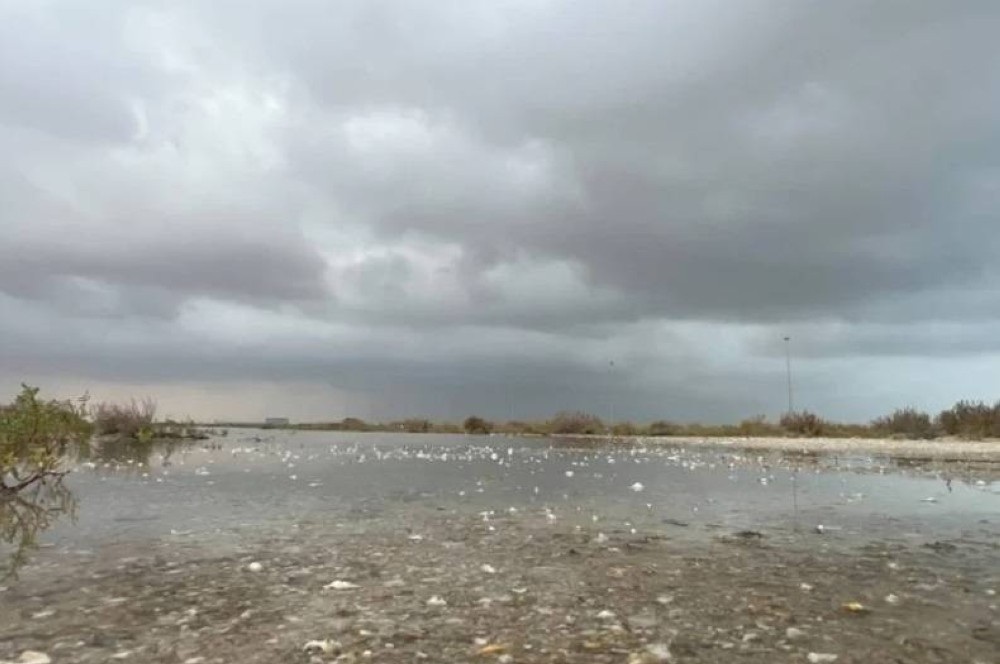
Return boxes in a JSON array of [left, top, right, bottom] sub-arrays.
[[216, 0, 1000, 323], [3, 0, 1000, 419]]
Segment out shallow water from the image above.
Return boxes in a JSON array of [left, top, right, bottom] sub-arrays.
[[27, 429, 999, 557]]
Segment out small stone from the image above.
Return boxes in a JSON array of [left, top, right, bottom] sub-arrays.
[[596, 609, 616, 620], [11, 653, 51, 664], [644, 643, 672, 662], [807, 654, 838, 664], [497, 655, 514, 664], [840, 601, 868, 614], [627, 643, 672, 663], [303, 639, 340, 654], [785, 627, 806, 640]]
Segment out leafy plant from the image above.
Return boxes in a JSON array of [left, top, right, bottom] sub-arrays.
[[1, 385, 91, 494]]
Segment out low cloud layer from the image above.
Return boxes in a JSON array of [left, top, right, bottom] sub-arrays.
[[3, 1, 1000, 422]]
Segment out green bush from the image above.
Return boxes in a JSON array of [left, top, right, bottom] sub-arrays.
[[871, 407, 937, 440], [1, 386, 91, 494]]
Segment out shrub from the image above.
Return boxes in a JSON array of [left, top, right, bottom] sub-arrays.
[[341, 417, 370, 431], [463, 416, 493, 435], [1, 386, 91, 494], [871, 407, 937, 440], [395, 419, 432, 433], [779, 411, 827, 437], [548, 411, 605, 435], [611, 421, 639, 436], [92, 398, 157, 440], [646, 420, 682, 436], [936, 401, 1000, 439], [737, 415, 783, 437]]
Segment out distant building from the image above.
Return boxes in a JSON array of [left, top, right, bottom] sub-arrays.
[[264, 417, 290, 427]]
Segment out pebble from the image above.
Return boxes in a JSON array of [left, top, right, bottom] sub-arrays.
[[303, 639, 340, 654], [807, 654, 838, 664], [0, 653, 51, 664]]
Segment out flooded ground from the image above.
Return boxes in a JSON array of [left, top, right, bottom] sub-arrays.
[[1, 431, 998, 663]]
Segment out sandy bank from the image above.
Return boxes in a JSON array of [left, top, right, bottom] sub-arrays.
[[650, 435, 1000, 461]]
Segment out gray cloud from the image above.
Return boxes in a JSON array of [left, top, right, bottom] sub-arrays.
[[3, 0, 1000, 421]]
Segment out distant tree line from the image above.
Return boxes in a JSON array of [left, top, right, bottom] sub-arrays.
[[223, 401, 1000, 441]]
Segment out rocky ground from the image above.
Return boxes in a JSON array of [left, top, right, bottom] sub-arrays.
[[2, 507, 997, 664]]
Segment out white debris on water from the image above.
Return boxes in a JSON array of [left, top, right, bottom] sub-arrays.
[[596, 609, 616, 620], [481, 564, 497, 574], [630, 481, 645, 492], [426, 595, 448, 607], [246, 561, 263, 572], [324, 580, 360, 590], [564, 470, 574, 477]]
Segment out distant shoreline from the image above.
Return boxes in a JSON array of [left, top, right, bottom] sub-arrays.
[[568, 434, 1000, 461]]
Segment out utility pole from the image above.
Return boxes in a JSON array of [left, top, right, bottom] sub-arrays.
[[783, 336, 794, 415]]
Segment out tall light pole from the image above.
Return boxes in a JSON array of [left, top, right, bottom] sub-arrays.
[[783, 336, 794, 415], [608, 360, 615, 426]]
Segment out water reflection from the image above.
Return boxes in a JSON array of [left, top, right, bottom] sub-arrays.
[[1, 479, 76, 579]]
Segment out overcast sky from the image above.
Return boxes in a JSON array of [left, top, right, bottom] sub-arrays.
[[3, 1, 1000, 423]]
